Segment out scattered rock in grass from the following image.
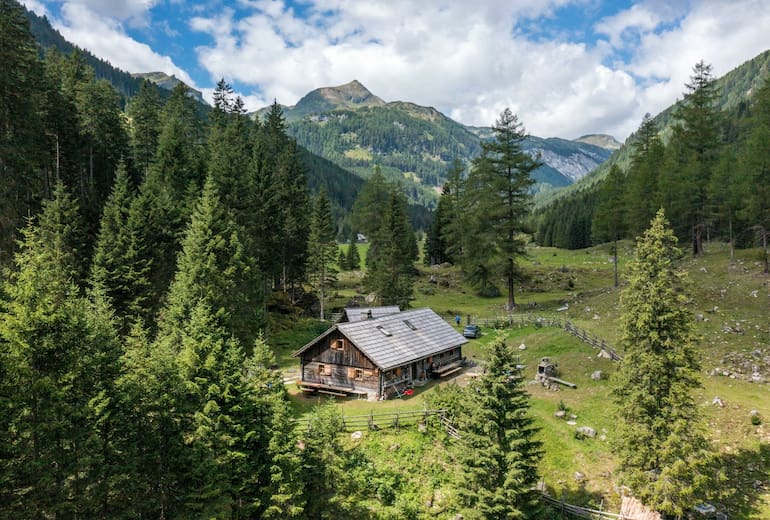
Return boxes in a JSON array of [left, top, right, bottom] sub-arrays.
[[593, 314, 600, 320], [418, 423, 427, 433], [557, 304, 569, 312], [700, 267, 708, 273], [351, 431, 363, 440], [389, 443, 400, 451], [750, 290, 759, 298], [554, 410, 566, 419], [591, 370, 603, 380], [574, 471, 586, 482], [518, 343, 527, 351], [567, 420, 577, 426], [695, 313, 705, 322], [712, 396, 724, 407], [576, 426, 597, 438]]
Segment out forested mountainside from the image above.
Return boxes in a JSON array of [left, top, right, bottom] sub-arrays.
[[532, 54, 770, 265], [19, 2, 364, 229], [255, 81, 614, 207], [24, 5, 144, 99], [535, 49, 770, 208]]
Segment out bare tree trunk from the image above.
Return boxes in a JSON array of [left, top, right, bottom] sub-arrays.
[[729, 208, 734, 259], [507, 258, 515, 311]]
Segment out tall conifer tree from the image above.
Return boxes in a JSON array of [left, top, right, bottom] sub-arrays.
[[90, 163, 151, 333], [158, 176, 263, 347], [464, 109, 538, 308], [455, 338, 542, 519], [612, 210, 716, 515], [308, 190, 338, 319]]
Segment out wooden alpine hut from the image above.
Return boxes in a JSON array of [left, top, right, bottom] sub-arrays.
[[293, 308, 468, 400]]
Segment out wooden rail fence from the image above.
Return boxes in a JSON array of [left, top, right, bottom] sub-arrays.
[[476, 314, 622, 361], [540, 494, 631, 519], [294, 408, 451, 434]]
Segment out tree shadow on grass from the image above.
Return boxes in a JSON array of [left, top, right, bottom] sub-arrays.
[[713, 442, 770, 518]]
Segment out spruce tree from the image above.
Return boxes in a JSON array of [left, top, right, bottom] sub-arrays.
[[345, 231, 362, 271], [351, 166, 390, 240], [625, 114, 665, 238], [152, 82, 206, 214], [441, 158, 468, 264], [337, 247, 348, 271], [36, 181, 87, 284], [0, 0, 47, 257], [363, 187, 417, 308], [158, 176, 263, 347], [308, 190, 338, 320], [669, 61, 721, 256], [0, 193, 120, 518], [111, 322, 189, 518], [90, 163, 151, 334], [455, 338, 542, 519], [463, 109, 539, 308], [591, 164, 627, 287], [739, 77, 770, 272], [612, 209, 716, 516], [126, 79, 161, 179]]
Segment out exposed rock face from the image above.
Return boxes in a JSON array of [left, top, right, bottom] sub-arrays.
[[531, 147, 610, 183]]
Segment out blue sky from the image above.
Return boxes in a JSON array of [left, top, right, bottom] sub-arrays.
[[21, 0, 770, 140]]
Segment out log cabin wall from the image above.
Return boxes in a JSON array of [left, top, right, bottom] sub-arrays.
[[300, 330, 379, 392]]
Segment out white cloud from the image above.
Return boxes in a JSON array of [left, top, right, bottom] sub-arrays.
[[62, 0, 160, 26], [42, 2, 196, 87], [26, 0, 770, 141], [20, 0, 50, 17], [598, 0, 770, 138]]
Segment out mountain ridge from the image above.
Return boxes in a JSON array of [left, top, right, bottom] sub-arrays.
[[254, 80, 614, 202]]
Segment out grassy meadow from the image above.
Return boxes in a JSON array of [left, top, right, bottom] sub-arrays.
[[271, 240, 770, 518]]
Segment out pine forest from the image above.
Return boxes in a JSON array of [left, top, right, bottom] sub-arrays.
[[2, 1, 770, 518]]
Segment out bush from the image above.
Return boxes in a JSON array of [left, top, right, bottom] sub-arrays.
[[751, 414, 762, 426]]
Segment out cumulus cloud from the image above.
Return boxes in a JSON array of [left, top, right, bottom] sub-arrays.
[[23, 0, 770, 140], [25, 1, 197, 88], [596, 0, 770, 137]]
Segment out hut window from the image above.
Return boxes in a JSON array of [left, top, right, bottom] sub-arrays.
[[318, 364, 331, 375], [376, 325, 392, 337], [354, 369, 364, 381], [332, 338, 345, 351], [403, 319, 417, 330]]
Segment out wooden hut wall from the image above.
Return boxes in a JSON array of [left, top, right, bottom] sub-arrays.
[[302, 362, 379, 392], [300, 330, 379, 391], [301, 331, 377, 369]]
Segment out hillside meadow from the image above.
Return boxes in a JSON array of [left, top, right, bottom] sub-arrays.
[[270, 240, 770, 518]]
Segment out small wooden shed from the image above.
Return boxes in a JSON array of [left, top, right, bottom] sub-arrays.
[[293, 308, 468, 400]]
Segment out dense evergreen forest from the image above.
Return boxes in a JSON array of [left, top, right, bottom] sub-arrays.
[[0, 2, 425, 516], [534, 59, 770, 269], [3, 0, 768, 516]]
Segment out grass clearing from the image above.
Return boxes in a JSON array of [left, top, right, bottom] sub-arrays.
[[273, 240, 770, 517]]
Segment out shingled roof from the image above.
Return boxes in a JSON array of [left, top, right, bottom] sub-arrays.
[[294, 308, 467, 371], [342, 306, 401, 322]]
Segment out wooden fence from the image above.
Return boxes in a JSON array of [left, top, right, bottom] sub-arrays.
[[476, 314, 622, 362], [294, 408, 450, 433], [293, 409, 675, 519], [541, 493, 632, 519]]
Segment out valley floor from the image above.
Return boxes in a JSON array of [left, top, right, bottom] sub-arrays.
[[272, 241, 770, 518]]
